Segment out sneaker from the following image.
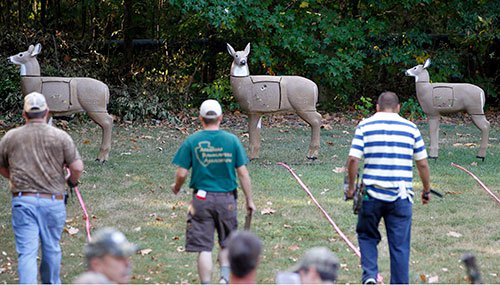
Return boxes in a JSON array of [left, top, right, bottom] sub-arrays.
[[363, 277, 377, 284], [218, 277, 228, 284]]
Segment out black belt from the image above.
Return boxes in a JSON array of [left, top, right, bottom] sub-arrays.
[[193, 189, 237, 198]]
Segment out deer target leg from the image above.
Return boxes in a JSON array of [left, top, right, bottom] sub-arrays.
[[248, 113, 262, 160], [470, 114, 490, 160], [87, 112, 113, 163], [47, 113, 53, 125], [428, 115, 440, 159], [296, 111, 322, 160]]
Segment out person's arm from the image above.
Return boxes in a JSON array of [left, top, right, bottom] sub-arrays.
[[0, 138, 10, 179], [0, 167, 10, 179], [67, 159, 84, 186], [415, 158, 431, 204], [171, 167, 189, 195], [236, 165, 256, 213], [346, 156, 360, 198]]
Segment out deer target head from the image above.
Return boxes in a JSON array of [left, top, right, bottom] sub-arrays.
[[405, 58, 431, 77], [8, 43, 42, 65], [227, 43, 250, 66]]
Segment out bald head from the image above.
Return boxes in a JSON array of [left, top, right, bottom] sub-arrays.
[[377, 91, 400, 112]]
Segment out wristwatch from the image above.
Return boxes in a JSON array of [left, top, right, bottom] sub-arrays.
[[422, 191, 430, 199]]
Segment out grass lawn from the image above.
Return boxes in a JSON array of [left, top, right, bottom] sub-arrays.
[[0, 112, 499, 284]]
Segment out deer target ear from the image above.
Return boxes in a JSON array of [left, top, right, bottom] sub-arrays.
[[244, 43, 251, 55], [227, 43, 236, 56], [32, 43, 42, 57], [423, 59, 431, 69]]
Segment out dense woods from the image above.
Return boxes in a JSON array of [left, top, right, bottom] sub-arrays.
[[0, 0, 498, 122]]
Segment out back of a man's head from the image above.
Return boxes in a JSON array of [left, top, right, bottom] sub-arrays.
[[74, 228, 138, 284], [377, 91, 399, 111], [199, 99, 223, 125], [228, 231, 262, 278], [84, 227, 137, 263], [294, 247, 339, 283], [24, 92, 48, 119]]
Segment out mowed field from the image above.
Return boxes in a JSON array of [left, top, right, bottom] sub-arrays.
[[0, 112, 499, 284]]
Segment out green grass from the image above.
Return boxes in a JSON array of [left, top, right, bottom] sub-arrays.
[[0, 115, 499, 284]]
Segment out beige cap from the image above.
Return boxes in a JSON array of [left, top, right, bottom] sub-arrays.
[[200, 99, 222, 118], [24, 92, 48, 113]]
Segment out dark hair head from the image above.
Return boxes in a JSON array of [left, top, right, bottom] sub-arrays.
[[227, 231, 262, 278], [316, 268, 339, 283], [377, 91, 399, 111]]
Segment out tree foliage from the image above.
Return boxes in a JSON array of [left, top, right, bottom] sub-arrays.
[[0, 0, 498, 122]]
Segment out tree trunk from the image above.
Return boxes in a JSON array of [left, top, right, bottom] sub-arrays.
[[92, 0, 100, 40], [33, 0, 37, 22], [41, 0, 46, 31], [18, 0, 22, 25], [54, 0, 61, 28], [350, 0, 359, 17], [0, 0, 7, 25], [81, 0, 87, 38], [123, 0, 134, 61]]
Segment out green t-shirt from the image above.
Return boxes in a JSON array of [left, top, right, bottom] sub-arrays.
[[172, 130, 249, 192]]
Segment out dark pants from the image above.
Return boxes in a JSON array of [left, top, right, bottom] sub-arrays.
[[356, 196, 413, 284], [185, 191, 237, 252]]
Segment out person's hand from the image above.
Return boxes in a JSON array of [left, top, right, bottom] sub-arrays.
[[67, 179, 79, 188], [246, 199, 256, 213], [171, 183, 180, 195], [345, 186, 356, 200], [421, 191, 430, 204]]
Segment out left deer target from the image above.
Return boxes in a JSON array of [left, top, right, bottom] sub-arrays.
[[8, 43, 113, 162]]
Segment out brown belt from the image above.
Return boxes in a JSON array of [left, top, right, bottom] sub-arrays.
[[12, 192, 65, 200]]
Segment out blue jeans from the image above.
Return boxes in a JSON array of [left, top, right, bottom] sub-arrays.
[[11, 196, 66, 284], [356, 196, 412, 284]]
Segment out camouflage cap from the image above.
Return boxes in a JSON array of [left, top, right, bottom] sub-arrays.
[[84, 228, 138, 259], [290, 247, 339, 280], [24, 92, 48, 113]]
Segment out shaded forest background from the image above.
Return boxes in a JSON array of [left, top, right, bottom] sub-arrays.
[[0, 0, 498, 123]]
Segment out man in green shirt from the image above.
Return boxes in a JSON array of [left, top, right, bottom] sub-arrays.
[[171, 99, 256, 284]]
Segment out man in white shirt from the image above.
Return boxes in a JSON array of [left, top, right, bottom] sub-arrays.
[[346, 91, 431, 284]]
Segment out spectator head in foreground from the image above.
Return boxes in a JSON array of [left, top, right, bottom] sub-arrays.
[[292, 247, 340, 284], [227, 231, 262, 284], [73, 227, 138, 284]]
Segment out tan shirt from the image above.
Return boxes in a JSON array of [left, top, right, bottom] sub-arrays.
[[0, 121, 81, 194]]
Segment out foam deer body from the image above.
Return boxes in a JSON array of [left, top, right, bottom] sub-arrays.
[[227, 43, 322, 159], [9, 43, 113, 162], [405, 59, 490, 159]]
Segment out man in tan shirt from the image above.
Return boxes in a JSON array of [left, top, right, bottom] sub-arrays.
[[0, 92, 84, 284]]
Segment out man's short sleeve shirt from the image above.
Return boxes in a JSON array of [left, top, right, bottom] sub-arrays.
[[172, 130, 249, 192], [348, 112, 427, 201], [0, 122, 81, 194]]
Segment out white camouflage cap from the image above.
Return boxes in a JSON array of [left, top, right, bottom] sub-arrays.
[[24, 92, 48, 113]]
